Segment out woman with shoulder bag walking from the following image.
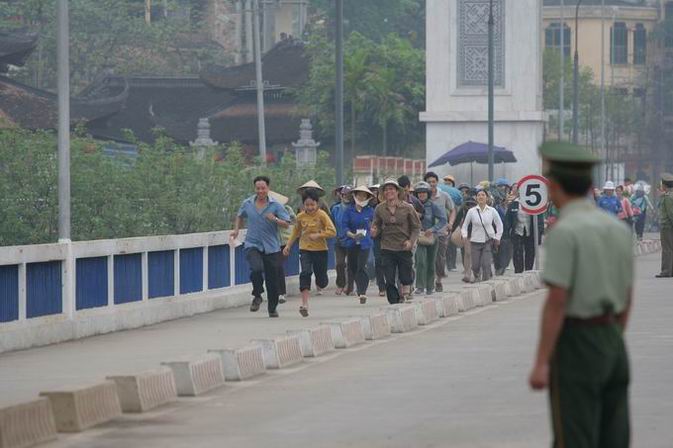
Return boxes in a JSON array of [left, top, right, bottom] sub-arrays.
[[413, 182, 448, 296], [461, 190, 503, 282]]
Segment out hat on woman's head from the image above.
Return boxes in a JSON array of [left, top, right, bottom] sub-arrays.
[[352, 185, 374, 197], [269, 191, 289, 206], [381, 178, 403, 191], [414, 181, 431, 193]]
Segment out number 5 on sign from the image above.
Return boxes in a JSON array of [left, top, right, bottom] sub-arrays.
[[517, 175, 549, 216]]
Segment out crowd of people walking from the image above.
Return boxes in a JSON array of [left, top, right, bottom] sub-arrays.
[[232, 172, 562, 318]]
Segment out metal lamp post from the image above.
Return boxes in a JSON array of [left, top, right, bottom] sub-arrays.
[[335, 0, 344, 186], [487, 0, 495, 183], [252, 0, 267, 164], [559, 0, 565, 141], [57, 0, 70, 241], [572, 0, 583, 144]]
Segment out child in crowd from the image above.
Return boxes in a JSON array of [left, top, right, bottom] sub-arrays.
[[283, 189, 337, 317]]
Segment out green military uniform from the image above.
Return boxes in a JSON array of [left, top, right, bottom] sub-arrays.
[[539, 142, 634, 448], [657, 173, 673, 278]]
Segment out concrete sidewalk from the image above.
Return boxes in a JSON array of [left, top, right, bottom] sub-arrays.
[[0, 270, 472, 407]]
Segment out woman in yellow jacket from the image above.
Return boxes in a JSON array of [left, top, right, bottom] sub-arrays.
[[283, 189, 337, 317]]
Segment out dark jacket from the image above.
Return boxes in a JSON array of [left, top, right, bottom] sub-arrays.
[[505, 200, 545, 243]]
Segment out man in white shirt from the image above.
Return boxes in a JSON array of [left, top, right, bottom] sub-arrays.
[[461, 190, 503, 282]]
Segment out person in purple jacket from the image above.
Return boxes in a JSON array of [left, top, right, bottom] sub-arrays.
[[341, 186, 376, 304]]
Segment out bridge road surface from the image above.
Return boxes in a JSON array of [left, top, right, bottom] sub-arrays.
[[2, 253, 671, 447]]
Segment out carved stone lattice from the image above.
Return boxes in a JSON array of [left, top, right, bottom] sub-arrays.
[[457, 0, 505, 88]]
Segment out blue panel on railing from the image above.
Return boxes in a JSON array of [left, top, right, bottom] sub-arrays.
[[284, 244, 300, 276], [0, 265, 19, 323], [235, 246, 251, 285], [327, 238, 336, 270], [27, 261, 62, 318], [76, 257, 108, 310], [148, 251, 174, 299], [180, 247, 203, 294], [114, 254, 142, 304], [208, 245, 230, 289]]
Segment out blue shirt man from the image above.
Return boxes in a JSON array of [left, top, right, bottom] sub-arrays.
[[597, 194, 623, 216], [232, 176, 290, 317]]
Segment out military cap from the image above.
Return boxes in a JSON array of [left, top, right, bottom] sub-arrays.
[[539, 141, 600, 178], [662, 172, 673, 183]]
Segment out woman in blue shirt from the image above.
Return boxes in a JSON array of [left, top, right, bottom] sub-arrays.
[[342, 186, 375, 304], [413, 181, 448, 296]]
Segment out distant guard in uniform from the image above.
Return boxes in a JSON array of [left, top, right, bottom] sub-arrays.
[[657, 173, 673, 278], [529, 142, 634, 448]]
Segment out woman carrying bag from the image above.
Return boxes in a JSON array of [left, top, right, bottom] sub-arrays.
[[461, 190, 503, 282], [413, 181, 447, 296]]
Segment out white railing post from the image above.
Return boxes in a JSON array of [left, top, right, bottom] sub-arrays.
[[62, 241, 75, 319], [229, 242, 236, 286], [141, 252, 149, 301], [18, 263, 26, 321]]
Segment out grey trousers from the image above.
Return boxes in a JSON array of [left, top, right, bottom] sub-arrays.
[[471, 241, 493, 282], [661, 227, 673, 277]]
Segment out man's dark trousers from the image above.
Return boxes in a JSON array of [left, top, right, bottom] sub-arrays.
[[246, 248, 281, 313], [512, 233, 535, 273], [550, 323, 630, 448]]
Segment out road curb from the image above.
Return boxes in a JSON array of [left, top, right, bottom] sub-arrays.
[[208, 346, 266, 381], [161, 355, 225, 396], [107, 367, 177, 413], [0, 398, 57, 448]]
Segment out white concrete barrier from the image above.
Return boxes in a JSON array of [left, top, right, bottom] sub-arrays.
[[448, 289, 474, 311], [40, 381, 122, 432], [287, 326, 335, 358], [434, 294, 460, 317], [484, 280, 508, 301], [323, 319, 366, 348], [413, 300, 439, 325], [503, 277, 521, 297], [208, 345, 266, 381], [252, 335, 304, 369], [520, 272, 540, 291], [464, 285, 490, 307], [360, 313, 391, 340], [0, 398, 57, 448], [107, 367, 177, 413], [161, 354, 225, 396], [384, 304, 418, 333]]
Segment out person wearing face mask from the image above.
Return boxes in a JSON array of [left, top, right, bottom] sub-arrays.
[[630, 183, 653, 240], [342, 186, 376, 304], [330, 185, 355, 295], [413, 181, 448, 296]]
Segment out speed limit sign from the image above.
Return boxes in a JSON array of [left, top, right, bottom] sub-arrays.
[[517, 175, 549, 215]]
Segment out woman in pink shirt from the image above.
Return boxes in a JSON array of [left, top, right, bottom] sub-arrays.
[[616, 185, 633, 230]]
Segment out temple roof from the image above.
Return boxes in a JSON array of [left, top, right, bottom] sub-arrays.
[[0, 75, 128, 130], [0, 29, 38, 72], [200, 38, 308, 90]]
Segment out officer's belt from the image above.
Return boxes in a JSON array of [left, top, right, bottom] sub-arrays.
[[564, 312, 626, 327]]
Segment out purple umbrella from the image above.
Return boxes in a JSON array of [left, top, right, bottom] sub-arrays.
[[428, 141, 517, 168]]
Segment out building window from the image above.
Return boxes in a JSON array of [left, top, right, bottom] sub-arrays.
[[545, 22, 571, 58], [666, 2, 673, 48], [611, 22, 628, 65], [633, 24, 646, 65]]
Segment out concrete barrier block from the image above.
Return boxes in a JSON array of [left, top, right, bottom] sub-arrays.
[[504, 277, 521, 296], [384, 304, 418, 333], [322, 319, 366, 348], [251, 335, 304, 369], [521, 272, 541, 290], [107, 367, 177, 413], [483, 280, 507, 301], [0, 398, 57, 448], [360, 313, 391, 340], [208, 345, 266, 381], [414, 300, 439, 325], [464, 285, 490, 307], [161, 354, 225, 396], [40, 381, 122, 432], [287, 326, 335, 358], [439, 294, 460, 316]]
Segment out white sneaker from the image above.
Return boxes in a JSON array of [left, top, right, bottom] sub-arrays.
[[278, 295, 286, 304]]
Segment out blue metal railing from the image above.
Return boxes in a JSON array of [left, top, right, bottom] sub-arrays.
[[0, 232, 337, 324]]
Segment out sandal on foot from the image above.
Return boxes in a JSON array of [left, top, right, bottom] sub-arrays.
[[299, 306, 309, 317]]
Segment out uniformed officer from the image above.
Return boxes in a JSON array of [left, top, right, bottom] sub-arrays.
[[529, 142, 634, 448], [657, 172, 673, 278]]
